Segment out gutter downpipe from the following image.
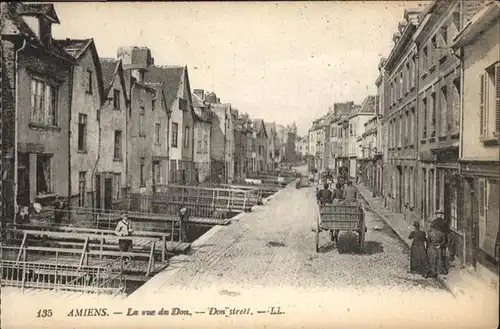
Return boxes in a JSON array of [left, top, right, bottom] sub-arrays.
[[165, 92, 171, 186], [128, 81, 136, 198], [13, 38, 27, 225], [67, 64, 75, 215], [414, 35, 421, 226], [91, 96, 106, 213]]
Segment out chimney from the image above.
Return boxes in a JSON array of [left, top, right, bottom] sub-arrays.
[[205, 92, 217, 104], [193, 89, 205, 100], [117, 46, 154, 83], [392, 32, 401, 45]]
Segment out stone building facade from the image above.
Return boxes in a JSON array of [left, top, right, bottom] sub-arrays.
[[452, 1, 499, 285]]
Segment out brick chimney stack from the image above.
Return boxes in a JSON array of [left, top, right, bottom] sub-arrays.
[[117, 46, 154, 83]]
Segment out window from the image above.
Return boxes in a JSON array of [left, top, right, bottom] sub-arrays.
[[78, 171, 86, 206], [440, 24, 448, 48], [203, 131, 208, 153], [179, 98, 187, 110], [184, 126, 190, 148], [451, 78, 461, 135], [113, 89, 120, 110], [405, 62, 410, 92], [78, 113, 87, 151], [152, 99, 156, 111], [170, 159, 177, 171], [155, 123, 161, 144], [114, 173, 121, 200], [196, 128, 202, 153], [440, 86, 448, 137], [404, 111, 409, 145], [36, 154, 52, 195], [114, 130, 122, 159], [171, 122, 178, 147], [431, 36, 437, 65], [410, 56, 415, 89], [139, 106, 145, 136], [390, 82, 394, 105], [152, 161, 161, 186], [431, 92, 436, 136], [478, 179, 500, 257], [399, 71, 403, 99], [429, 169, 435, 216], [450, 185, 458, 230], [479, 63, 500, 139], [140, 157, 145, 187], [86, 70, 92, 94], [422, 98, 428, 139], [410, 107, 415, 144], [422, 46, 428, 71], [30, 78, 57, 126]]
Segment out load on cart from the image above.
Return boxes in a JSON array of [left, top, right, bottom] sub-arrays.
[[315, 181, 366, 252]]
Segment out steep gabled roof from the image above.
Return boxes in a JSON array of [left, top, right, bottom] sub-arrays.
[[17, 3, 60, 23], [2, 3, 74, 63], [57, 38, 104, 103], [54, 38, 92, 59], [144, 65, 185, 111], [99, 58, 128, 105], [252, 118, 268, 139]]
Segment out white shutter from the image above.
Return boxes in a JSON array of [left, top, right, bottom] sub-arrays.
[[478, 179, 486, 250], [479, 73, 486, 138], [495, 63, 500, 135]]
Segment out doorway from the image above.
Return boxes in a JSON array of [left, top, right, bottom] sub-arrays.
[[397, 166, 403, 213], [104, 178, 112, 211], [95, 175, 101, 210]]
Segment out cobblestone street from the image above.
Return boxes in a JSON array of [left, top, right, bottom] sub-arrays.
[[136, 183, 445, 293]]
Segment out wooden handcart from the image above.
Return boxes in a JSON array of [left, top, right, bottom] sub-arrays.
[[315, 201, 366, 252]]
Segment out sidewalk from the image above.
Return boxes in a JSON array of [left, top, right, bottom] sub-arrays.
[[355, 183, 498, 299]]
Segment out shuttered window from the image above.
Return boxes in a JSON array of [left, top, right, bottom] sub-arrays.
[[479, 73, 486, 138], [495, 63, 500, 134], [478, 179, 500, 257]]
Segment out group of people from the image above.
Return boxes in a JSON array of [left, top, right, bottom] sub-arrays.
[[15, 196, 66, 225], [114, 206, 190, 262], [316, 177, 359, 244], [316, 179, 358, 205], [408, 210, 453, 278]]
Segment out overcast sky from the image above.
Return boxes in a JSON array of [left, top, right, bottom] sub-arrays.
[[53, 1, 428, 136]]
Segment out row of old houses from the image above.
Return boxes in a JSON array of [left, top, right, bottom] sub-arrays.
[[0, 2, 296, 226], [308, 0, 499, 286]]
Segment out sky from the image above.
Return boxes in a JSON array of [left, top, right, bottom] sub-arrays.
[[52, 1, 429, 136]]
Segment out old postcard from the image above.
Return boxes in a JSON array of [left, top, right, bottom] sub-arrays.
[[1, 1, 499, 328]]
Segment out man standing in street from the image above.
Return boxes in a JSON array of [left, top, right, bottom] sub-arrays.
[[343, 180, 358, 203], [316, 182, 333, 205], [431, 209, 451, 274], [115, 213, 134, 264]]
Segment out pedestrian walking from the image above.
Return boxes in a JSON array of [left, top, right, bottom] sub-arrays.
[[408, 221, 429, 277], [426, 222, 446, 278], [115, 213, 134, 263], [431, 209, 450, 274]]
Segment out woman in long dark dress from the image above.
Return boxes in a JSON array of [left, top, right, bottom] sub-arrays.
[[408, 221, 429, 276], [426, 222, 446, 278]]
